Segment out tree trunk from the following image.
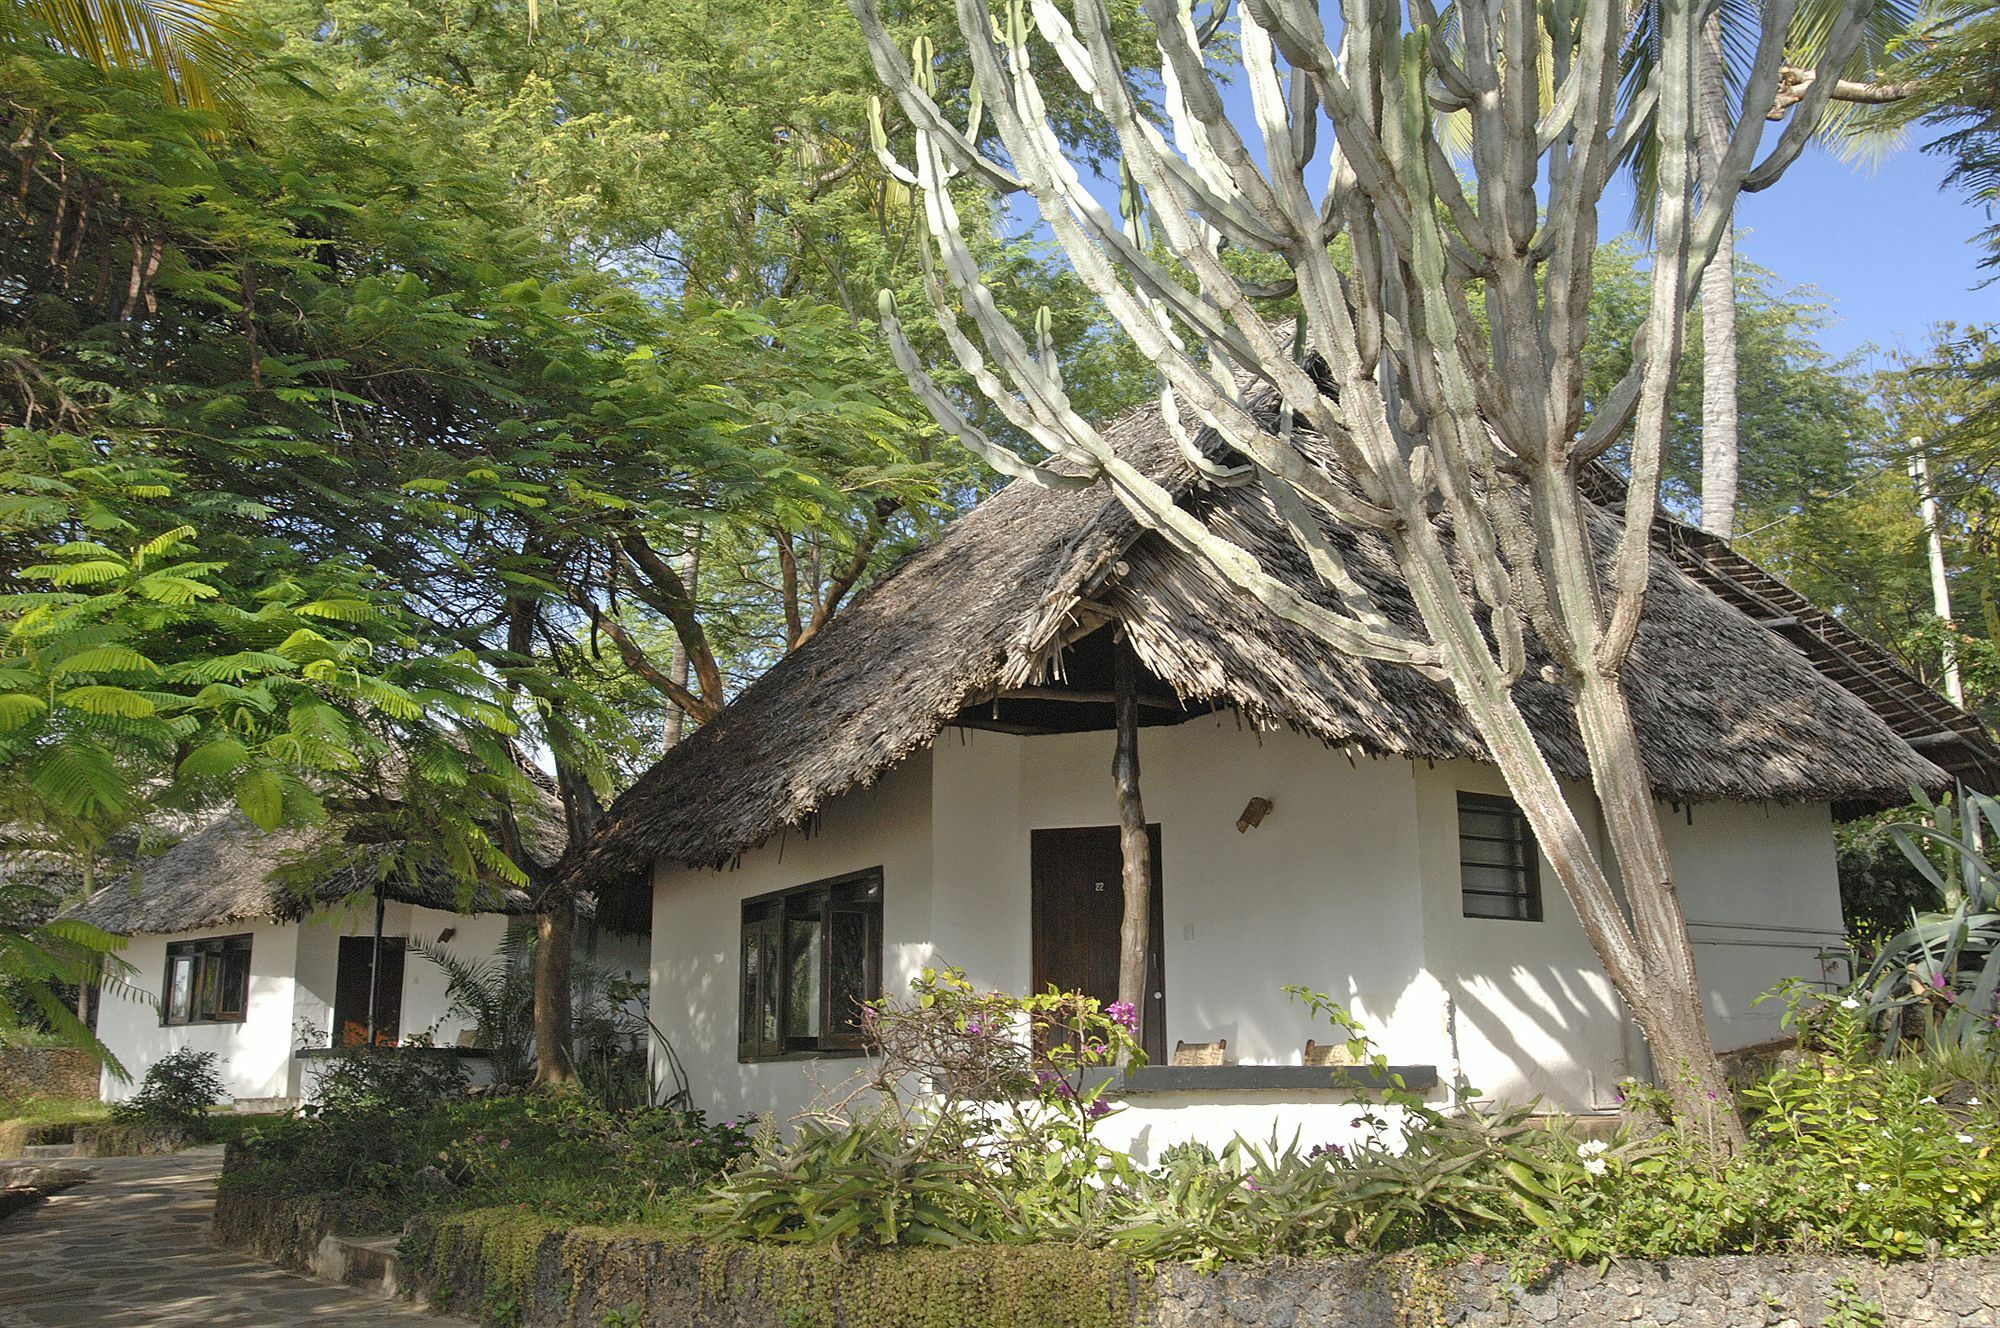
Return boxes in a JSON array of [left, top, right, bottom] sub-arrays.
[[1395, 510, 1747, 1148], [532, 898, 577, 1087], [664, 538, 699, 748], [1698, 14, 1739, 541], [1111, 637, 1153, 1067], [1570, 669, 1743, 1147]]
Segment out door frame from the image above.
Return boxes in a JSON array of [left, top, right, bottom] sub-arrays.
[[1029, 824, 1166, 1064], [333, 934, 406, 1047]]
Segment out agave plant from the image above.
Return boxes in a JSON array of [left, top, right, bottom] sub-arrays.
[[1854, 787, 2000, 1053]]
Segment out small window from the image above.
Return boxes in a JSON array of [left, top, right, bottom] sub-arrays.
[[161, 934, 252, 1024], [1457, 793, 1542, 922], [739, 869, 882, 1061]]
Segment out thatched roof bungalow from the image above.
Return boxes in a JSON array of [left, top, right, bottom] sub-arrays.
[[575, 405, 1994, 1158], [64, 815, 539, 936], [67, 815, 645, 1107]]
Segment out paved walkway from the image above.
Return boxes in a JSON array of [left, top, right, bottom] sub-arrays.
[[0, 1148, 473, 1327]]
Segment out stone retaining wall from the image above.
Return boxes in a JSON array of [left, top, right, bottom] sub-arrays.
[[214, 1184, 2000, 1327], [0, 1047, 98, 1101], [211, 1150, 406, 1278]]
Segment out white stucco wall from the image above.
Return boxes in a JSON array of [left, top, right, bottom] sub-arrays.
[[931, 720, 1439, 1067], [1413, 759, 1634, 1112], [649, 752, 936, 1128], [96, 918, 303, 1103], [100, 902, 577, 1104], [1669, 798, 1848, 1051], [645, 720, 1853, 1145]]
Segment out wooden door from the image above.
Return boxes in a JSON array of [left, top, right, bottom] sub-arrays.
[[1030, 825, 1165, 1064], [333, 936, 405, 1046]]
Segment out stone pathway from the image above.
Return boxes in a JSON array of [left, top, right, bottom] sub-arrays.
[[0, 1148, 473, 1327]]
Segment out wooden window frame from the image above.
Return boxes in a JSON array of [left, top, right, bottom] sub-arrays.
[[1456, 792, 1544, 923], [738, 868, 882, 1063], [161, 933, 253, 1025]]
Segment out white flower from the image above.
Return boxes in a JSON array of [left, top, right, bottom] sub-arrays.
[[1578, 1140, 1610, 1157], [1971, 1098, 1983, 1107], [1840, 998, 1861, 1010], [1582, 1157, 1608, 1177], [1958, 1134, 1977, 1145], [1856, 1182, 1874, 1193]]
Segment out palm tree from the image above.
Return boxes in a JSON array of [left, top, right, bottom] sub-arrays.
[[0, 1, 259, 113], [1623, 0, 1920, 539]]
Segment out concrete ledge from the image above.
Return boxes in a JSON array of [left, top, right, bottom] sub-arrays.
[[310, 1233, 403, 1298], [1118, 1064, 1438, 1094]]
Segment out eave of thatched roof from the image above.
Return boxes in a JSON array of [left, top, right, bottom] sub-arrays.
[[62, 814, 539, 937], [568, 406, 1972, 896], [1570, 467, 2000, 795]]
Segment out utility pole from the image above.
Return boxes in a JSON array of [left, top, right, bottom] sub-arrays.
[[1910, 441, 1966, 708]]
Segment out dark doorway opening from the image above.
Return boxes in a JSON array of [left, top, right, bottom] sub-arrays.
[[1030, 824, 1165, 1064], [333, 935, 405, 1046]]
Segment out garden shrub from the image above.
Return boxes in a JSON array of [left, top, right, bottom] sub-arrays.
[[228, 1082, 752, 1236], [306, 1040, 470, 1109], [707, 967, 1143, 1250], [109, 1048, 223, 1139], [712, 970, 2000, 1270]]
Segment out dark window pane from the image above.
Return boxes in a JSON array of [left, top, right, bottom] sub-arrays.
[[786, 916, 823, 1039], [1458, 793, 1541, 922], [759, 929, 782, 1048], [1457, 809, 1517, 840], [740, 929, 761, 1047], [828, 908, 870, 1038], [1460, 837, 1528, 869], [1463, 890, 1529, 920], [740, 869, 882, 1061], [217, 951, 250, 1020], [195, 953, 221, 1019]]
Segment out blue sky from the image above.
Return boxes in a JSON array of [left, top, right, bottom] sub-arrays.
[[1694, 142, 1993, 368], [1587, 138, 1995, 370]]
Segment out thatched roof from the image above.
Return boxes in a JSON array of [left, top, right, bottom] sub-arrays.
[[63, 815, 540, 937], [569, 405, 1978, 894]]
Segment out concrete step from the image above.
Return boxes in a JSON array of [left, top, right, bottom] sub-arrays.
[[19, 1143, 76, 1159], [308, 1232, 404, 1298]]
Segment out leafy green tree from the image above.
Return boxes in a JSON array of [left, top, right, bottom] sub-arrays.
[[1738, 325, 2000, 719], [1584, 239, 1878, 530], [254, 0, 1154, 688]]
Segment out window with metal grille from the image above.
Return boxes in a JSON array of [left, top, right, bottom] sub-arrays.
[[739, 868, 882, 1062], [162, 934, 252, 1024], [1457, 793, 1543, 922]]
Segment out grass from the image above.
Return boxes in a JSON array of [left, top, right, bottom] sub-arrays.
[[0, 1095, 111, 1157], [0, 1094, 112, 1129], [0, 1096, 279, 1157]]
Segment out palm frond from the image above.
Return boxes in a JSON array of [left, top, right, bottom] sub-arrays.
[[0, 0, 261, 114]]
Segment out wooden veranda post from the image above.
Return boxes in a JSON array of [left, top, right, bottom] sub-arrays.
[[1112, 635, 1153, 1065], [366, 876, 385, 1046]]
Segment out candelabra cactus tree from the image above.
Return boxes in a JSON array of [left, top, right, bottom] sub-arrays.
[[851, 0, 1883, 1145]]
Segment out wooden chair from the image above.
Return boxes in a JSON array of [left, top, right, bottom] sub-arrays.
[[1171, 1037, 1229, 1066]]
